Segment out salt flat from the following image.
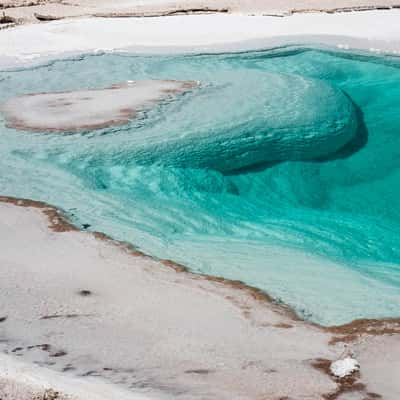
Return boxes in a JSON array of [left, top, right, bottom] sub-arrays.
[[0, 200, 399, 399]]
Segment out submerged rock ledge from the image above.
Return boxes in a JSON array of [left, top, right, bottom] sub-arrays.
[[1, 74, 358, 172]]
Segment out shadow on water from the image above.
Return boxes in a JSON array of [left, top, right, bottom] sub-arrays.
[[224, 94, 368, 176]]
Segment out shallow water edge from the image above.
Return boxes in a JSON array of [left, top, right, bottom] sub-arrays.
[[2, 194, 399, 338]]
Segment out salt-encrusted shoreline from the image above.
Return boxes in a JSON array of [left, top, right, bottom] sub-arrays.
[[0, 196, 399, 399], [1, 195, 399, 337], [1, 10, 400, 70]]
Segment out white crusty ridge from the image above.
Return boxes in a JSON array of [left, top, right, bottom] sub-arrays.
[[0, 10, 400, 68]]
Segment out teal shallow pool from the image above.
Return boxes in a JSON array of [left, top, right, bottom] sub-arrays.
[[1, 47, 400, 325]]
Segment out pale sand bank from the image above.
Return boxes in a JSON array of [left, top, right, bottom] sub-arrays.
[[0, 80, 197, 132], [1, 10, 400, 70], [0, 199, 399, 399]]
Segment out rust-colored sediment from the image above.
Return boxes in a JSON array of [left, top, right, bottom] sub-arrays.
[[311, 358, 382, 400], [2, 195, 400, 340], [0, 196, 76, 232], [327, 318, 400, 344]]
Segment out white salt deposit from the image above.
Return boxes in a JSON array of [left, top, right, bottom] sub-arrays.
[[0, 353, 155, 400], [330, 357, 360, 378], [1, 11, 400, 69]]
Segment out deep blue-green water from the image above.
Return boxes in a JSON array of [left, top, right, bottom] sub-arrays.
[[1, 47, 400, 325]]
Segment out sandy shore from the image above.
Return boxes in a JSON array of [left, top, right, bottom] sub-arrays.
[[0, 198, 399, 399]]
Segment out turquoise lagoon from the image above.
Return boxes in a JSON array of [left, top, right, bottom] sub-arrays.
[[1, 47, 400, 325]]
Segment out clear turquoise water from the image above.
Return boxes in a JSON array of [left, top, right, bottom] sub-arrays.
[[1, 47, 400, 325]]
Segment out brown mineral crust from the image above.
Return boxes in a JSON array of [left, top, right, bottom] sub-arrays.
[[327, 318, 400, 344], [311, 358, 383, 400], [0, 196, 76, 232]]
